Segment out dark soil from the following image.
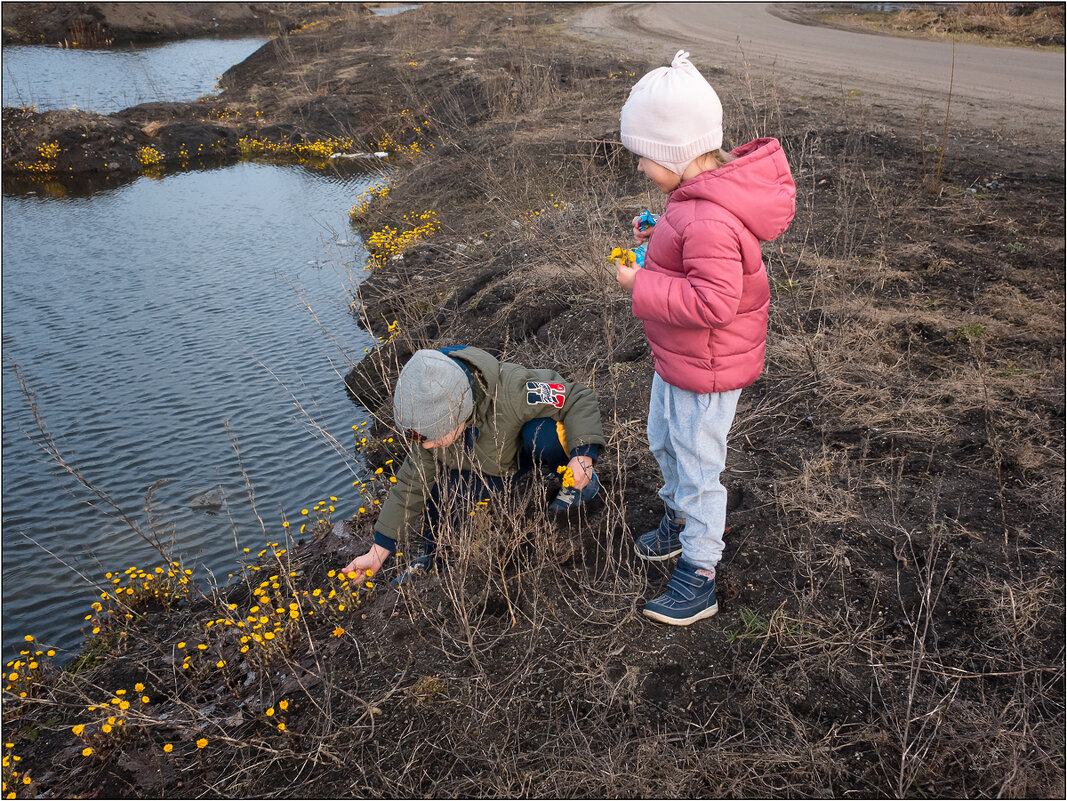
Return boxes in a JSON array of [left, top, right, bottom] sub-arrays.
[[2, 3, 1064, 799]]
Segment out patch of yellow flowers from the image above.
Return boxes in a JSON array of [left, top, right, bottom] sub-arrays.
[[137, 146, 163, 167], [68, 684, 154, 756], [2, 741, 30, 798], [237, 135, 357, 164], [88, 562, 193, 638], [365, 211, 441, 270], [11, 140, 63, 174], [522, 192, 573, 222], [349, 183, 391, 219], [2, 637, 55, 703], [374, 129, 427, 160]]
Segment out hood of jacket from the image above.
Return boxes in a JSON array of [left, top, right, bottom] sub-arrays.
[[670, 137, 795, 242], [445, 345, 500, 410]]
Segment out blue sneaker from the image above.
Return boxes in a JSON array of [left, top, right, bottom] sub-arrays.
[[633, 512, 685, 561], [549, 472, 600, 512], [390, 552, 437, 589], [643, 558, 718, 626]]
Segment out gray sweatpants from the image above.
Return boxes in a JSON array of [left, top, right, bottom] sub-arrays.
[[647, 373, 741, 571]]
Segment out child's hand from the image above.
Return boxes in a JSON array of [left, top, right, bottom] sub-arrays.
[[340, 544, 391, 584], [632, 215, 653, 244], [560, 455, 595, 490], [616, 259, 639, 294]]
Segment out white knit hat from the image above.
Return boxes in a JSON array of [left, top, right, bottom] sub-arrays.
[[620, 50, 723, 176]]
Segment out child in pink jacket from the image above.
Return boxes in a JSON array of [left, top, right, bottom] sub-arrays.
[[615, 50, 796, 625]]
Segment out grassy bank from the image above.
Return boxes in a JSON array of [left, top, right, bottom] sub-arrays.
[[817, 2, 1065, 50], [3, 4, 1064, 798]]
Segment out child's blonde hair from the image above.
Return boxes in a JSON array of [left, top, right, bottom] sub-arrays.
[[701, 148, 736, 170]]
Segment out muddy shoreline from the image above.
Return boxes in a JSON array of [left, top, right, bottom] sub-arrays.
[[2, 5, 381, 179], [0, 2, 354, 47], [2, 3, 1064, 798]]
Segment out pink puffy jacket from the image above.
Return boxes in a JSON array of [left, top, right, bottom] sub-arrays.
[[632, 137, 796, 393]]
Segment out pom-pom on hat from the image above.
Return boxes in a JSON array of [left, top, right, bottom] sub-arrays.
[[393, 350, 474, 442], [620, 50, 723, 176]]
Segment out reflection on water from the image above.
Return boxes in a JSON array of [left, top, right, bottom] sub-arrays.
[[831, 2, 950, 12], [2, 37, 267, 112], [369, 5, 420, 17], [2, 163, 377, 658]]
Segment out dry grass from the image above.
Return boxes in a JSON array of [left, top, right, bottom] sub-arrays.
[[819, 2, 1065, 50], [302, 10, 1067, 794]]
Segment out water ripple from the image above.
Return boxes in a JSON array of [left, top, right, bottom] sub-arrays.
[[3, 163, 376, 657], [3, 38, 269, 113]]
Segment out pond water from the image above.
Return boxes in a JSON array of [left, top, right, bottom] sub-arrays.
[[2, 36, 267, 113], [838, 3, 950, 12], [2, 163, 378, 659], [369, 5, 420, 17]]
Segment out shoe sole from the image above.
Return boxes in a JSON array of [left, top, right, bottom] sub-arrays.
[[633, 544, 683, 562], [390, 567, 431, 589], [642, 601, 718, 626], [550, 494, 604, 517]]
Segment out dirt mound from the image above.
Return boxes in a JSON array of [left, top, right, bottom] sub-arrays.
[[1, 2, 354, 46]]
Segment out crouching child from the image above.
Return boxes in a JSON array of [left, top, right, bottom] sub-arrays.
[[341, 346, 606, 586]]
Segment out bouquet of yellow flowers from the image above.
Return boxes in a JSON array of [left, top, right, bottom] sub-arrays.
[[608, 246, 639, 267], [608, 210, 657, 268]]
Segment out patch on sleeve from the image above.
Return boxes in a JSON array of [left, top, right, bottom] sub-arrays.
[[526, 381, 566, 409]]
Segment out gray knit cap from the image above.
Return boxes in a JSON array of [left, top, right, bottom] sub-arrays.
[[393, 350, 474, 441]]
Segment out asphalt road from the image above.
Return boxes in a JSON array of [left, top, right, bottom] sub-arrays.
[[573, 3, 1065, 138]]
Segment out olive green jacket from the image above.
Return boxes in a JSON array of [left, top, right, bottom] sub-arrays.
[[373, 347, 605, 549]]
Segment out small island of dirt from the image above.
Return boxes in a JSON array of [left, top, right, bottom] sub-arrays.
[[1, 2, 356, 47]]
